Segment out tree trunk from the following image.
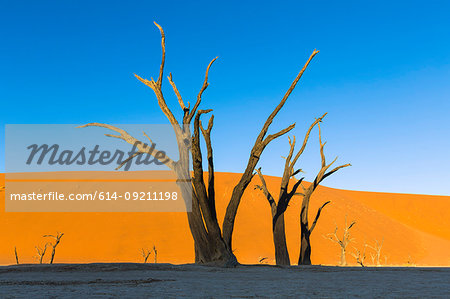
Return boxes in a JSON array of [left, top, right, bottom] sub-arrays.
[[341, 247, 347, 266], [195, 235, 237, 267], [49, 248, 55, 264], [298, 227, 312, 265], [273, 213, 290, 266], [186, 209, 237, 266], [177, 173, 237, 267]]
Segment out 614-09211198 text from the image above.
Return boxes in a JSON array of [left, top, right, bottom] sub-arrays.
[[8, 191, 179, 201]]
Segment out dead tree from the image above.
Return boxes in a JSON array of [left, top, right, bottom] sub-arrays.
[[254, 115, 326, 265], [141, 248, 152, 263], [153, 245, 157, 263], [351, 243, 367, 267], [368, 238, 384, 266], [14, 246, 19, 265], [35, 243, 49, 264], [44, 232, 64, 264], [79, 22, 319, 266], [325, 217, 356, 266], [298, 122, 351, 265], [406, 254, 415, 266]]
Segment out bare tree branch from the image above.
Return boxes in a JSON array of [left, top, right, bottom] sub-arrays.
[[291, 113, 327, 167], [254, 168, 276, 209], [77, 123, 175, 170], [154, 22, 165, 87], [309, 200, 331, 233], [257, 50, 320, 145], [115, 152, 143, 171], [187, 57, 218, 124], [262, 123, 296, 147], [168, 73, 188, 111], [200, 113, 216, 221]]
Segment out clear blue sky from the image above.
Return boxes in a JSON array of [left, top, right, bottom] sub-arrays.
[[1, 1, 449, 195]]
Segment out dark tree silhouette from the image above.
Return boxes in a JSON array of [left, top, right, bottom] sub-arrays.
[[351, 242, 367, 267], [14, 246, 19, 265], [79, 22, 319, 266], [297, 122, 351, 265], [254, 115, 326, 265]]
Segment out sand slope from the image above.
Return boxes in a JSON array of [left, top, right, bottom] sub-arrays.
[[0, 172, 449, 266]]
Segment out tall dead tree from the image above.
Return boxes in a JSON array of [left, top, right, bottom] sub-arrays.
[[254, 115, 326, 265], [79, 22, 319, 266], [298, 122, 351, 265], [325, 217, 356, 266], [44, 232, 64, 264]]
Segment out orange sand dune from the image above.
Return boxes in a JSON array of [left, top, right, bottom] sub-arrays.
[[1, 172, 449, 266]]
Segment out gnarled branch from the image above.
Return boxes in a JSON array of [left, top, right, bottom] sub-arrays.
[[77, 123, 175, 170]]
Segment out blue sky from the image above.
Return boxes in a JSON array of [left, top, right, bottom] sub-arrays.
[[1, 1, 449, 195]]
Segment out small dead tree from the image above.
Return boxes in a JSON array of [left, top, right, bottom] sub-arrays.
[[35, 243, 49, 264], [255, 115, 326, 265], [14, 246, 19, 265], [368, 238, 384, 266], [298, 122, 351, 265], [44, 232, 64, 264], [351, 243, 367, 267], [325, 217, 356, 266], [79, 22, 320, 266], [153, 245, 158, 263], [406, 254, 415, 266], [141, 248, 152, 263]]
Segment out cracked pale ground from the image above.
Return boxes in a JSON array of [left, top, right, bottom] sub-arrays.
[[0, 264, 449, 298]]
